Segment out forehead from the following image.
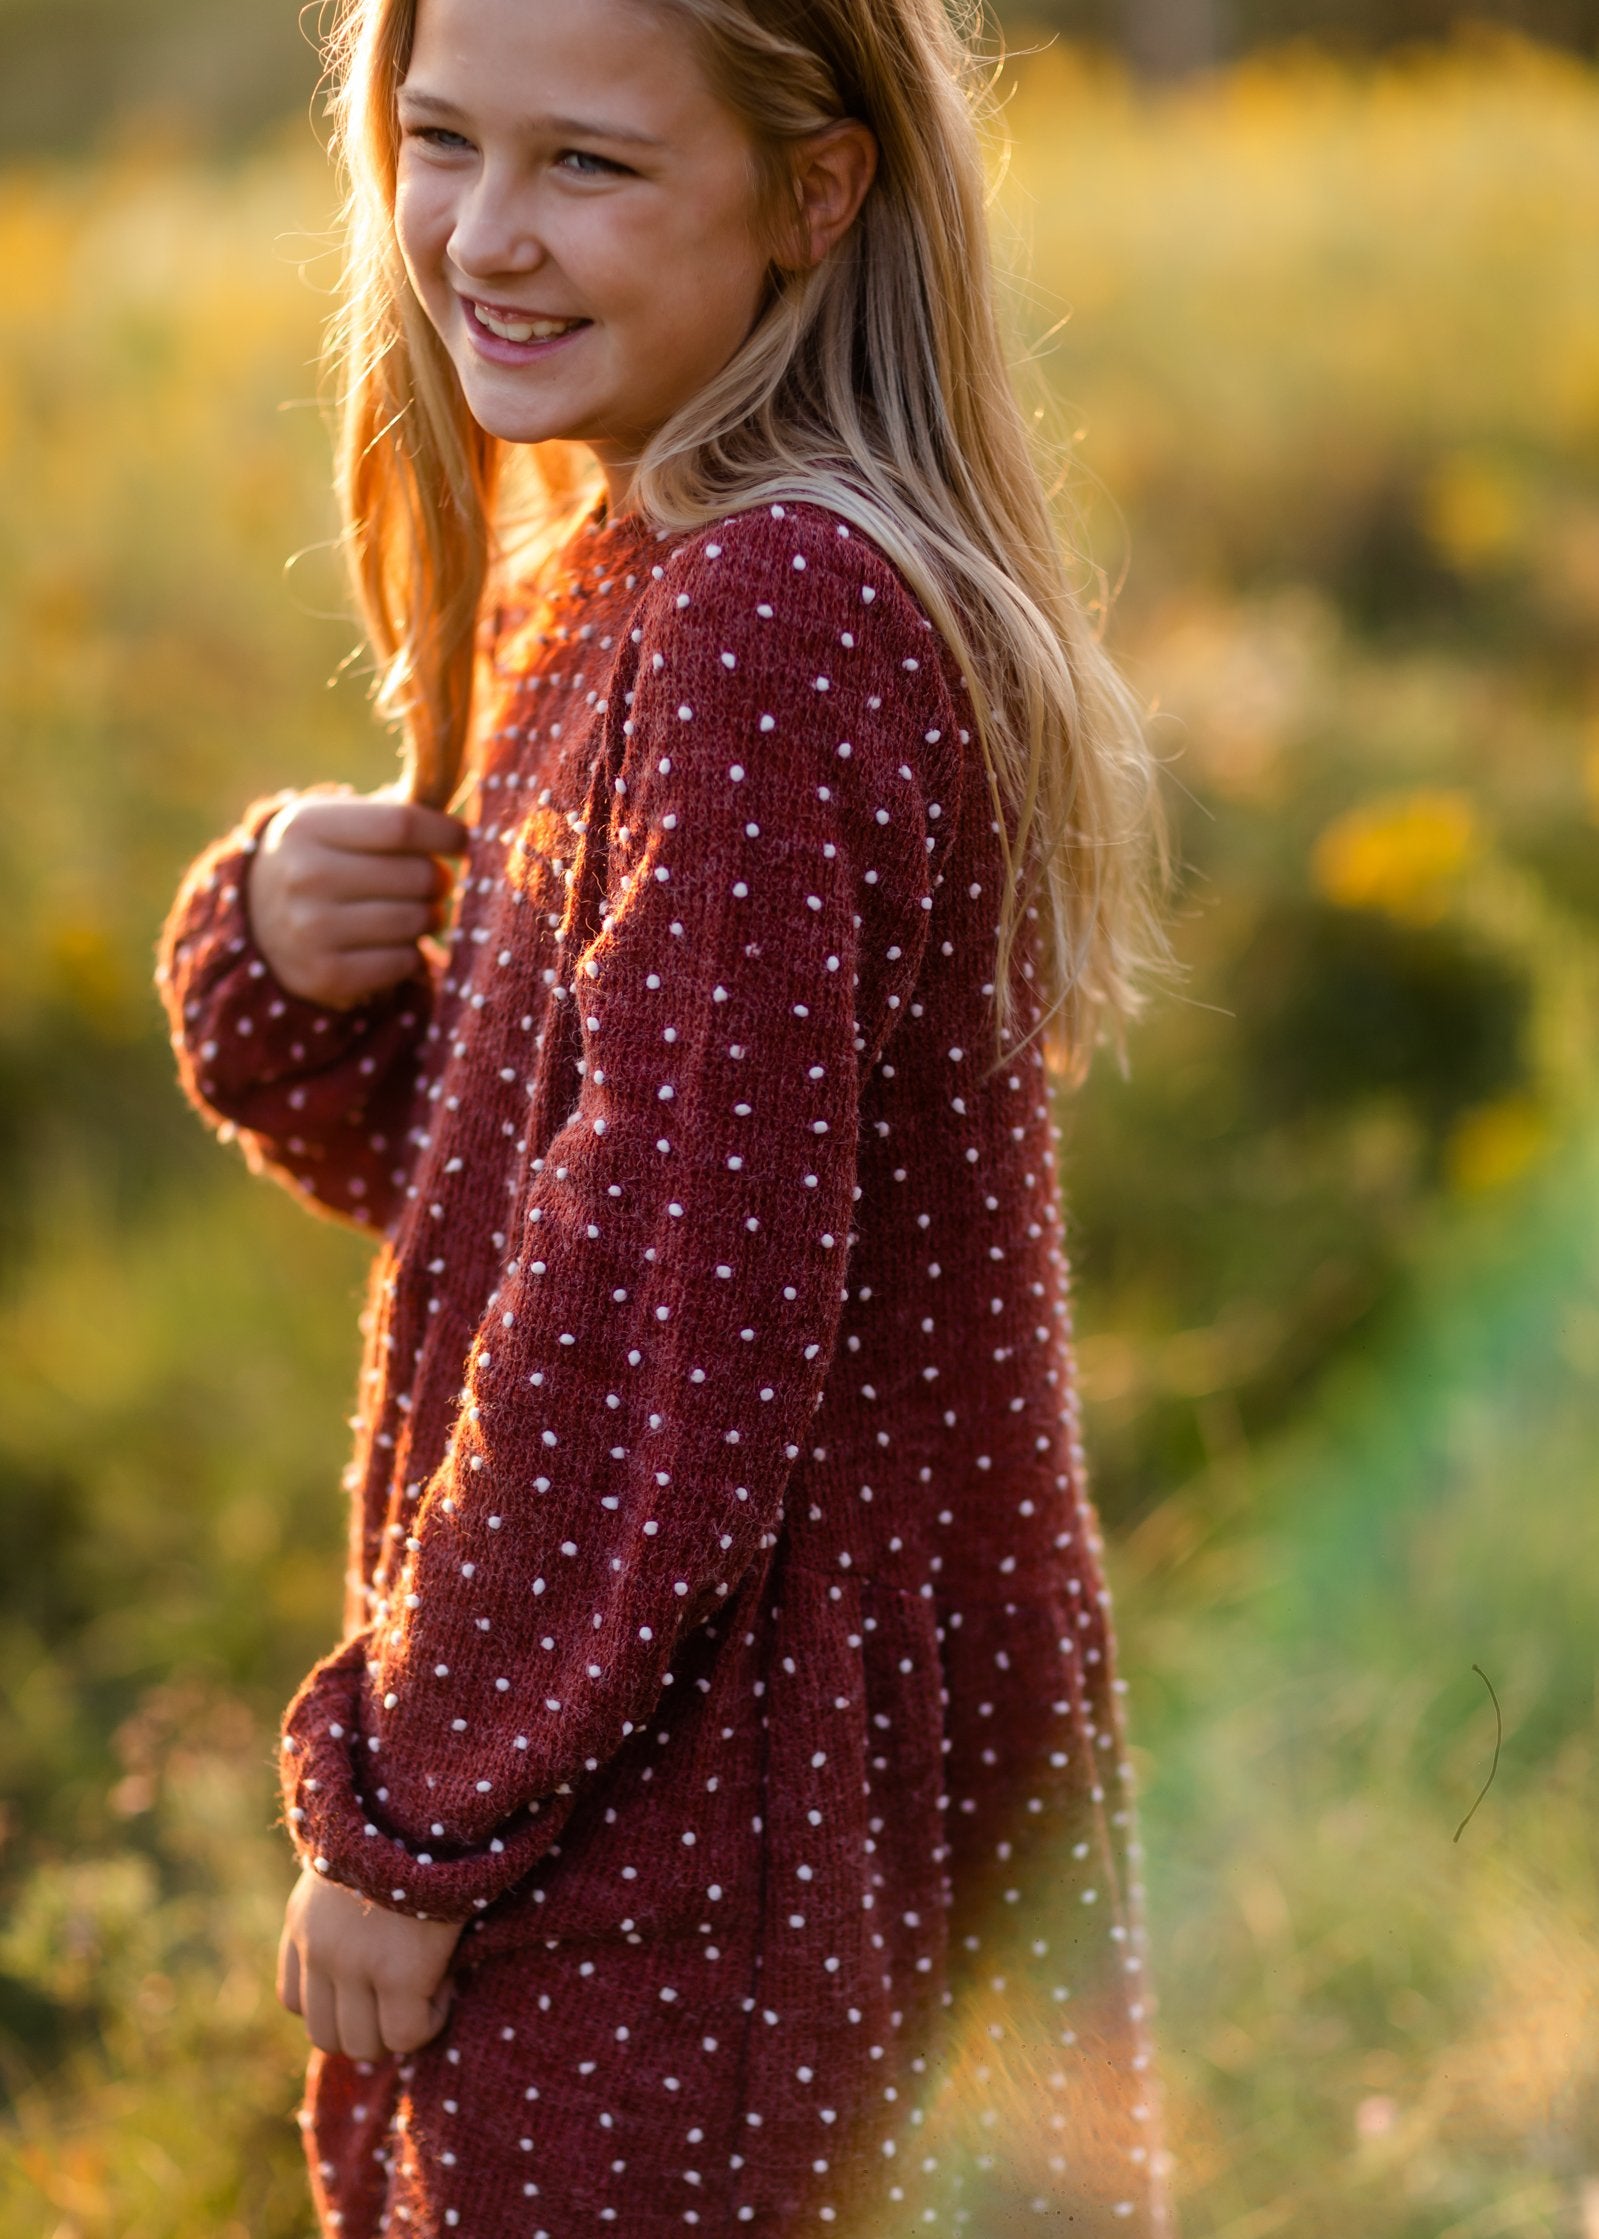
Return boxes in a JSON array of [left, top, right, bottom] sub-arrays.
[[404, 0, 720, 138]]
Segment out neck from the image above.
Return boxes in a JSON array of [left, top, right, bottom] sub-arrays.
[[583, 442, 641, 523]]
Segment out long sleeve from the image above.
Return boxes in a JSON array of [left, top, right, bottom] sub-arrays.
[[154, 791, 439, 1232], [277, 513, 967, 1921]]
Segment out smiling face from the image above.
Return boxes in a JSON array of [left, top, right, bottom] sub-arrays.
[[394, 0, 775, 511]]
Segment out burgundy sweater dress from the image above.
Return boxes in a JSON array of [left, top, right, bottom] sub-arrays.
[[157, 497, 1173, 2238]]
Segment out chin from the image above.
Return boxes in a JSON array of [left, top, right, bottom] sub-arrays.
[[466, 403, 567, 446], [453, 380, 574, 449]]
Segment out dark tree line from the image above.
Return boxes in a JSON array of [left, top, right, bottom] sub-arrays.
[[1028, 0, 1599, 73], [1, 0, 1596, 153]]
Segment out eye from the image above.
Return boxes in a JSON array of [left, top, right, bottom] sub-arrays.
[[403, 123, 474, 153], [556, 149, 628, 178]]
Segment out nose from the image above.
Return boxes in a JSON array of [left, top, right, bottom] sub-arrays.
[[447, 166, 546, 284]]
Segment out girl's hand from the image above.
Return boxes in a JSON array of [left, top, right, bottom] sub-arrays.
[[277, 1866, 464, 2060], [247, 786, 469, 1010]]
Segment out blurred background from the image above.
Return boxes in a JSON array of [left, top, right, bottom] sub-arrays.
[[3, 3, 1599, 2233]]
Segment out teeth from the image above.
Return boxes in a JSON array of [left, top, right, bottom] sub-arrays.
[[476, 306, 582, 343]]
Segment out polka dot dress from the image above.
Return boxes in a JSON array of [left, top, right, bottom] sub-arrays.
[[157, 498, 1175, 2237]]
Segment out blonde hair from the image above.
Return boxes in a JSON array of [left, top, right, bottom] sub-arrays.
[[321, 0, 1172, 1084]]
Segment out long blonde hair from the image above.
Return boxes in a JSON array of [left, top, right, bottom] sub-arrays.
[[320, 0, 1171, 1083]]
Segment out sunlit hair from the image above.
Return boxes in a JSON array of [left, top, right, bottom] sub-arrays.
[[321, 0, 1173, 1082]]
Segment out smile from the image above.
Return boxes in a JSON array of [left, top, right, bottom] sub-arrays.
[[466, 299, 590, 344]]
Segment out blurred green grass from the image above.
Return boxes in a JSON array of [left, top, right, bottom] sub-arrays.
[[2, 35, 1598, 2235]]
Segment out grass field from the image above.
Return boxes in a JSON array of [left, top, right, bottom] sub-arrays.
[[2, 33, 1598, 2235]]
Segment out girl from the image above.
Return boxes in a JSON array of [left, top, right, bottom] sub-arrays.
[[156, 0, 1175, 2231]]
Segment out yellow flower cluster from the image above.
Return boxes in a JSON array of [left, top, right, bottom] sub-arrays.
[[1312, 790, 1482, 925]]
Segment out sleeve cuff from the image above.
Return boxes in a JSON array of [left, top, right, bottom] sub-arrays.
[[277, 1636, 575, 1924]]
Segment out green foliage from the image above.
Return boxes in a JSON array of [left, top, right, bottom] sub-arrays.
[[1119, 1129, 1599, 2226], [0, 141, 385, 2233], [1003, 36, 1599, 1514], [2, 39, 1598, 2234]]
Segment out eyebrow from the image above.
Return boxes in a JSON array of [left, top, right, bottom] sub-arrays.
[[397, 87, 665, 148]]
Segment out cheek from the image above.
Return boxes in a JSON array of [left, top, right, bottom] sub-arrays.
[[682, 179, 769, 339], [615, 200, 767, 358], [394, 170, 453, 295]]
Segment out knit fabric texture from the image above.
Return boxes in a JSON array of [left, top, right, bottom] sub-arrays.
[[157, 497, 1173, 2238]]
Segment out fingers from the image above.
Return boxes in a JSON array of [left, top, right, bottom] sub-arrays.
[[295, 1957, 389, 2060], [324, 947, 432, 1006], [247, 787, 465, 1008], [297, 1973, 452, 2058], [335, 1980, 388, 2065], [325, 899, 439, 951], [376, 1978, 454, 2056], [300, 797, 469, 859], [303, 1966, 342, 2057], [316, 849, 450, 904], [277, 1862, 463, 2050], [284, 1950, 455, 2057], [280, 1871, 463, 2060], [277, 1925, 303, 2017]]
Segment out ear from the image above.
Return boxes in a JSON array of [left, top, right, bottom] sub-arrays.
[[778, 119, 879, 272]]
